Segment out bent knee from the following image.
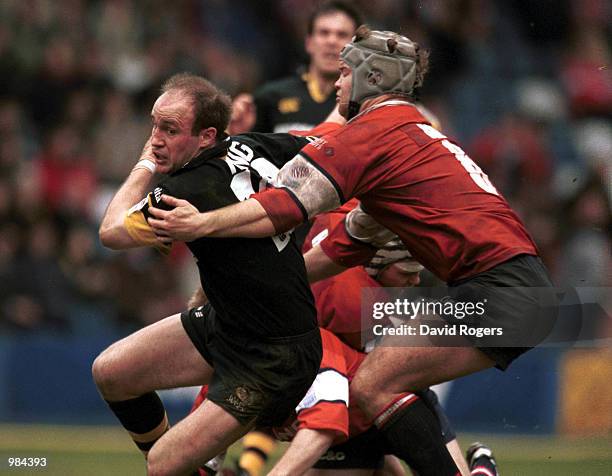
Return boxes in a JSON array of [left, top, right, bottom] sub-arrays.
[[146, 452, 171, 476], [92, 348, 129, 400]]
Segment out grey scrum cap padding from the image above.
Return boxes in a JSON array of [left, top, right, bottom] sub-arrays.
[[340, 30, 418, 115]]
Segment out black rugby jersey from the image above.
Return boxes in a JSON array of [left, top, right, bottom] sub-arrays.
[[126, 133, 317, 339], [253, 73, 337, 133]]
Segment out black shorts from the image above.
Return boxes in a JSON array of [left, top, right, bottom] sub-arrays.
[[312, 428, 386, 470], [448, 254, 559, 370], [312, 388, 455, 470], [181, 304, 322, 427]]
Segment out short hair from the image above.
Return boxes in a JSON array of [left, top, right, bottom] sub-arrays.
[[353, 25, 430, 94], [161, 73, 231, 137], [307, 0, 363, 35]]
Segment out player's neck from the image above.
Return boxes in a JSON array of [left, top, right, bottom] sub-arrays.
[[360, 94, 411, 112]]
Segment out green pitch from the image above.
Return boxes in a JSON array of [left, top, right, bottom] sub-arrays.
[[0, 424, 610, 475]]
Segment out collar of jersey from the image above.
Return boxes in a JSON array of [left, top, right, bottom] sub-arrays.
[[348, 99, 420, 124], [177, 141, 230, 173]]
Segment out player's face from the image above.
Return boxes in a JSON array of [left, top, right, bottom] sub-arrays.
[[376, 263, 421, 288], [335, 62, 353, 118], [306, 12, 355, 78], [150, 91, 203, 174]]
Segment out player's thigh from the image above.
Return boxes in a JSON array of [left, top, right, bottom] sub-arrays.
[[93, 313, 213, 397], [375, 455, 406, 476], [352, 346, 493, 412], [306, 469, 375, 476], [147, 399, 252, 476]]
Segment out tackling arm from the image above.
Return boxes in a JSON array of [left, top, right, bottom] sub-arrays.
[[303, 244, 348, 283], [267, 428, 336, 476], [148, 195, 277, 241]]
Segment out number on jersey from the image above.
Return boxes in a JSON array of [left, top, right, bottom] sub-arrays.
[[416, 124, 499, 195]]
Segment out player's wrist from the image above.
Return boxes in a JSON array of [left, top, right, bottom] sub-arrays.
[[132, 159, 156, 174], [196, 212, 212, 237]]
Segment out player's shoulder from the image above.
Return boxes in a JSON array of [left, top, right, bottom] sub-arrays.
[[159, 157, 231, 207], [233, 131, 307, 149], [168, 156, 228, 185], [329, 103, 422, 144], [230, 132, 310, 169]]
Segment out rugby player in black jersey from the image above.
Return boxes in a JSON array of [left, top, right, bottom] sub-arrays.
[[93, 73, 324, 476], [232, 1, 362, 135]]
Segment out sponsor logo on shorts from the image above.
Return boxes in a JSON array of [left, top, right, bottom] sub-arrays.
[[319, 450, 346, 461], [226, 386, 259, 413]]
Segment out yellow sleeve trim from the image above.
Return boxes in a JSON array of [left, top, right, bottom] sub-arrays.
[[124, 200, 172, 255]]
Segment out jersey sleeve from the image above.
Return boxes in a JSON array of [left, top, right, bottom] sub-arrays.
[[125, 165, 236, 251], [233, 132, 310, 169], [253, 129, 368, 233], [318, 212, 378, 268], [294, 330, 350, 443], [124, 185, 173, 255]]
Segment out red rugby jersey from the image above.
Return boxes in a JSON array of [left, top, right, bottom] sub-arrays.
[[255, 102, 537, 282]]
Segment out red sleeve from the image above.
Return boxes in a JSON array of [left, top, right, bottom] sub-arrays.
[[319, 215, 377, 268], [302, 198, 375, 269], [302, 199, 360, 254], [297, 129, 370, 201], [253, 126, 369, 233], [252, 187, 306, 234]]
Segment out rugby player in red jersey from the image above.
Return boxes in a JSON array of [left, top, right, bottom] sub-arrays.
[[146, 28, 553, 475]]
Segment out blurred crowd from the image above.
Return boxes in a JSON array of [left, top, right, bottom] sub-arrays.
[[0, 0, 609, 336]]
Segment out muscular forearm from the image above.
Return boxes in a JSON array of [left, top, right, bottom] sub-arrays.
[[201, 199, 277, 238], [268, 429, 335, 476], [304, 244, 348, 283], [99, 167, 156, 249]]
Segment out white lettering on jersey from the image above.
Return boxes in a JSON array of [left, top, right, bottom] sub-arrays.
[[226, 139, 291, 252], [416, 123, 499, 195]]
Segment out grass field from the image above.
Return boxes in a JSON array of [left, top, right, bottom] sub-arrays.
[[0, 424, 610, 475]]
